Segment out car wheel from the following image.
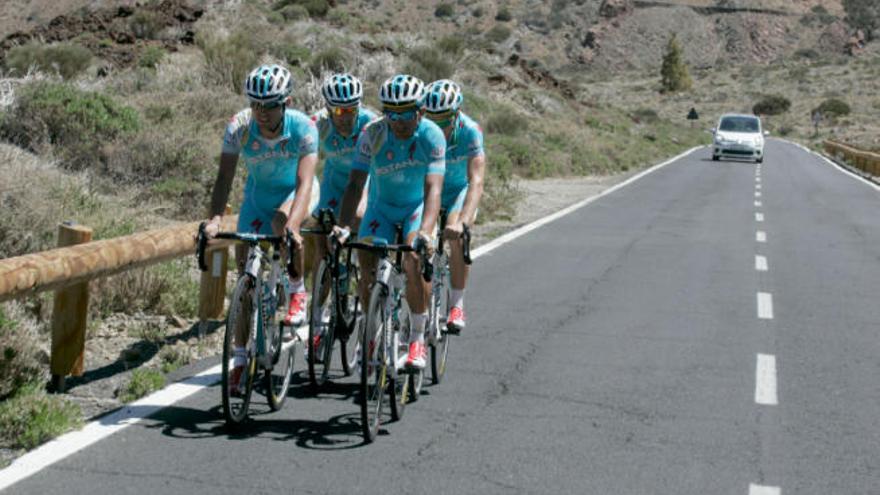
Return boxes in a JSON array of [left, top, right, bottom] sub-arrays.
[[756, 157, 763, 164], [712, 154, 720, 161]]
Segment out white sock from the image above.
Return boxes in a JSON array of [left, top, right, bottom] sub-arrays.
[[450, 289, 465, 309], [410, 313, 427, 343], [233, 346, 247, 367], [289, 277, 305, 294]]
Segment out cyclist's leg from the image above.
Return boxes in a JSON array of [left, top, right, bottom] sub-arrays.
[[443, 185, 469, 330], [402, 204, 429, 368]]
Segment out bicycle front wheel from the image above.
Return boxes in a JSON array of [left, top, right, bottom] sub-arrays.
[[222, 276, 258, 428], [308, 259, 334, 390], [430, 262, 451, 385], [361, 283, 388, 443], [339, 250, 361, 376]]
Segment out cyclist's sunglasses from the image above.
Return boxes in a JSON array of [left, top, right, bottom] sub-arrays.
[[384, 108, 419, 122], [426, 111, 456, 128], [250, 101, 283, 112], [329, 106, 359, 116]]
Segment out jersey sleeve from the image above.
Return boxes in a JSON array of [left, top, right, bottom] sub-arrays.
[[464, 123, 485, 159], [425, 126, 446, 176], [298, 118, 319, 156], [352, 127, 373, 172], [221, 110, 250, 155]]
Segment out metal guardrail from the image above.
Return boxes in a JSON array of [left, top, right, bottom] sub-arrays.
[[824, 140, 880, 177], [0, 215, 238, 391]]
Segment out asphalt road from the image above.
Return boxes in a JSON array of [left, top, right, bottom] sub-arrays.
[[6, 140, 880, 494]]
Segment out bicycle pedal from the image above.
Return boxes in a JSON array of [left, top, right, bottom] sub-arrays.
[[400, 367, 422, 375], [445, 325, 461, 336]]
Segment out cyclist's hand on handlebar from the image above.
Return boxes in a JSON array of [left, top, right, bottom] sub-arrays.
[[412, 231, 434, 258], [204, 219, 220, 239], [330, 225, 351, 244], [287, 227, 304, 251], [444, 221, 463, 240]]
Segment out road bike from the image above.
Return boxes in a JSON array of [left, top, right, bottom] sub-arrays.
[[302, 209, 361, 391], [197, 224, 298, 427], [347, 225, 432, 443]]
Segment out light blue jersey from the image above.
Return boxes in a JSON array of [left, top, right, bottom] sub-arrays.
[[222, 108, 319, 233], [441, 112, 484, 213], [311, 107, 377, 215], [353, 118, 446, 242]]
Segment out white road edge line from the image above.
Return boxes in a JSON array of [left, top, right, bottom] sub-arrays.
[[0, 147, 707, 490], [756, 231, 767, 243], [783, 139, 880, 192], [755, 255, 768, 272], [757, 292, 774, 320], [750, 483, 781, 495], [755, 354, 779, 405]]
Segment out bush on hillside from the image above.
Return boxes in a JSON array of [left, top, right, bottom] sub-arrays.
[[129, 10, 164, 39], [310, 47, 350, 75], [486, 25, 511, 43], [0, 383, 81, 449], [196, 30, 262, 93], [813, 98, 851, 119], [0, 82, 140, 170], [405, 47, 454, 83], [495, 7, 512, 21], [435, 3, 455, 18], [843, 0, 879, 40], [274, 0, 330, 17], [4, 43, 92, 79], [138, 46, 166, 69], [279, 4, 309, 20], [660, 34, 692, 92], [0, 308, 45, 401], [752, 95, 791, 116]]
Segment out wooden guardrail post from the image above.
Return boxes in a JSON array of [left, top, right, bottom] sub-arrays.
[[198, 206, 231, 337], [49, 222, 92, 393]]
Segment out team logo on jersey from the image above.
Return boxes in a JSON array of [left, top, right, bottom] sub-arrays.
[[369, 220, 380, 233], [251, 141, 261, 151], [332, 138, 339, 148], [386, 150, 394, 161], [430, 146, 444, 159], [409, 211, 419, 222], [250, 219, 263, 232], [279, 138, 289, 153], [328, 198, 338, 208]]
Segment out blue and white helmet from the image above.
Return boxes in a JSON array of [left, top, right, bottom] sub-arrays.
[[379, 74, 425, 107], [424, 79, 463, 114], [322, 73, 363, 107], [244, 64, 293, 105]]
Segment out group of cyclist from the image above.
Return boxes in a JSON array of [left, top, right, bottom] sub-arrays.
[[203, 64, 486, 394]]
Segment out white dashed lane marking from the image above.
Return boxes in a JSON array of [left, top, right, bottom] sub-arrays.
[[755, 255, 768, 272], [750, 483, 781, 495], [757, 292, 774, 319], [756, 231, 767, 243]]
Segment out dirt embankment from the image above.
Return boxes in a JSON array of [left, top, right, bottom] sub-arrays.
[[0, 0, 202, 70]]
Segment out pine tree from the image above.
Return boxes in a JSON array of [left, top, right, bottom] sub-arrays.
[[660, 33, 692, 93]]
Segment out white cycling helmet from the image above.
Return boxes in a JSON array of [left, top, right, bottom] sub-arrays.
[[424, 79, 463, 114], [322, 73, 363, 107], [379, 74, 425, 107], [244, 64, 293, 105]]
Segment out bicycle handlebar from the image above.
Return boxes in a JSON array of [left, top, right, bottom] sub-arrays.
[[346, 241, 433, 282], [462, 224, 472, 265], [196, 223, 295, 276]]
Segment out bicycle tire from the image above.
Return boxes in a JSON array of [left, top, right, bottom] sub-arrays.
[[388, 297, 412, 419], [308, 259, 334, 390], [360, 283, 388, 443], [338, 250, 361, 377], [222, 277, 258, 427], [430, 259, 451, 385]]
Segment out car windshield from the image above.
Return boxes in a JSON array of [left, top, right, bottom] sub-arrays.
[[719, 116, 760, 133]]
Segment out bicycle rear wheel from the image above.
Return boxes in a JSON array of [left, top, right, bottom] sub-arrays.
[[308, 259, 334, 390], [338, 251, 361, 376], [361, 284, 388, 443], [222, 277, 258, 427], [429, 261, 451, 385]]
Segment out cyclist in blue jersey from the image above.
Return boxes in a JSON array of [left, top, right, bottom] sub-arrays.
[[423, 80, 486, 333], [336, 74, 446, 370], [306, 73, 377, 350], [204, 64, 319, 393]]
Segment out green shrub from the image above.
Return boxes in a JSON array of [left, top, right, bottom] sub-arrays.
[[0, 308, 44, 400], [0, 383, 82, 449], [787, 65, 809, 82], [138, 45, 166, 69], [473, 6, 485, 17], [813, 98, 851, 119], [274, 0, 330, 17], [0, 82, 140, 170], [279, 4, 309, 20], [631, 108, 659, 124], [273, 42, 312, 67], [4, 42, 92, 79], [196, 30, 263, 93], [93, 258, 200, 318], [752, 94, 791, 115], [486, 25, 511, 43], [485, 106, 527, 136], [310, 46, 350, 75], [129, 10, 163, 39], [495, 7, 512, 21], [118, 369, 165, 403], [435, 3, 455, 18], [660, 34, 692, 92], [405, 47, 454, 82], [160, 345, 191, 374], [436, 35, 466, 57]]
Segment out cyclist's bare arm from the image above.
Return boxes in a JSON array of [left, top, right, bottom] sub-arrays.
[[420, 173, 444, 238], [206, 153, 239, 236], [338, 169, 368, 232], [459, 154, 486, 228]]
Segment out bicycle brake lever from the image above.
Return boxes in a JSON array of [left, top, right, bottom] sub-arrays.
[[196, 222, 208, 272], [462, 224, 472, 265]]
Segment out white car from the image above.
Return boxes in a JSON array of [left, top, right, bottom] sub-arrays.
[[711, 114, 768, 163]]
